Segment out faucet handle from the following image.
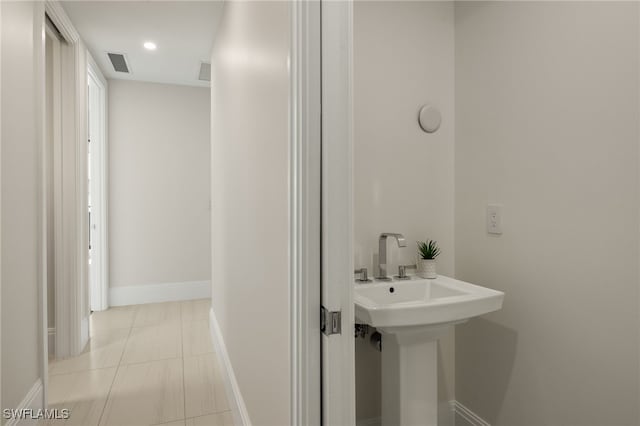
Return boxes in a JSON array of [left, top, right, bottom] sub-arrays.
[[380, 232, 407, 247], [354, 268, 372, 283], [395, 264, 416, 280]]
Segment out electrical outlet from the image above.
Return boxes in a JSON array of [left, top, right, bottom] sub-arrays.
[[487, 204, 503, 235]]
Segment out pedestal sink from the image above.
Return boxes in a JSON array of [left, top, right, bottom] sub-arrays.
[[354, 275, 504, 426]]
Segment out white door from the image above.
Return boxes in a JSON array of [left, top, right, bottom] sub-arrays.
[[87, 63, 108, 312], [321, 1, 356, 425]]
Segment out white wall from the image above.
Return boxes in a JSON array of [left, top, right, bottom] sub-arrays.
[[109, 80, 211, 299], [454, 2, 639, 425], [353, 2, 455, 424], [210, 2, 291, 425], [1, 0, 45, 415]]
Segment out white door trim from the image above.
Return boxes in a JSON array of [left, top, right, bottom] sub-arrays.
[[289, 1, 322, 425], [0, 0, 3, 411], [320, 1, 356, 425], [42, 11, 59, 410], [45, 0, 90, 359], [87, 54, 109, 312]]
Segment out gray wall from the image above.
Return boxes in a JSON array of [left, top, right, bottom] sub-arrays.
[[1, 0, 45, 415], [353, 2, 456, 424], [109, 80, 211, 290], [210, 2, 291, 425], [454, 2, 639, 424]]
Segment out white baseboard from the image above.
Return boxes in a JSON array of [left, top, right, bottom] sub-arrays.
[[209, 308, 252, 426], [451, 400, 491, 426], [4, 378, 43, 426], [355, 400, 484, 426], [109, 280, 211, 306], [356, 417, 381, 426]]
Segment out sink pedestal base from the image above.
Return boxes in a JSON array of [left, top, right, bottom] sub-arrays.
[[380, 324, 454, 426]]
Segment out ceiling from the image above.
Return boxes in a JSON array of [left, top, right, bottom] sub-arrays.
[[61, 1, 224, 87]]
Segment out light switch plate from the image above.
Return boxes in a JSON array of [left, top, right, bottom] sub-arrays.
[[487, 204, 503, 235]]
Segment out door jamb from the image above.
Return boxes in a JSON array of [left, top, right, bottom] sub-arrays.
[[43, 14, 62, 409], [291, 1, 355, 423], [0, 0, 2, 410], [290, 1, 322, 425], [320, 1, 356, 425], [87, 54, 109, 312], [44, 0, 89, 359]]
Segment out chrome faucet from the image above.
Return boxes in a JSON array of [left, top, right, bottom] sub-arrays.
[[376, 233, 406, 281]]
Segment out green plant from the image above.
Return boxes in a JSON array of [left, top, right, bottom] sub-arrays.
[[417, 240, 440, 260]]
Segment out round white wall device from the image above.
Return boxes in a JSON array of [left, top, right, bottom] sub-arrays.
[[418, 105, 442, 133]]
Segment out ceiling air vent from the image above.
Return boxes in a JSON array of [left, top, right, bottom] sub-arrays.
[[198, 62, 211, 82], [107, 52, 130, 73]]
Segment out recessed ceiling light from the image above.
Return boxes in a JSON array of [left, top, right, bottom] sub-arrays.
[[143, 41, 157, 51]]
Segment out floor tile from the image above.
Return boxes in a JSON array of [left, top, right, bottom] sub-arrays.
[[183, 354, 229, 418], [48, 301, 232, 426], [134, 302, 181, 328], [45, 367, 116, 426], [186, 412, 234, 426], [181, 299, 210, 322], [151, 421, 185, 426], [182, 320, 214, 357], [121, 323, 182, 365], [49, 328, 129, 375], [99, 358, 184, 426], [90, 306, 137, 335]]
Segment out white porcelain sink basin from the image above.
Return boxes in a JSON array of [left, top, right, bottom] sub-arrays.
[[355, 275, 504, 426], [355, 275, 504, 330]]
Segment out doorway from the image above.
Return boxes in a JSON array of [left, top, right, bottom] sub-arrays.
[[87, 60, 108, 313], [45, 15, 62, 360], [44, 1, 91, 361]]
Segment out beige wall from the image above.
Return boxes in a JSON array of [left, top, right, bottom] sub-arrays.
[[353, 2, 455, 424], [454, 2, 639, 425], [1, 0, 44, 414], [210, 2, 291, 425], [109, 80, 211, 289]]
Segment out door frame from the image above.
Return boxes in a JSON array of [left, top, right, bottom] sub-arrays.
[[37, 0, 355, 421], [1, 0, 3, 412], [43, 0, 89, 360], [87, 54, 109, 313], [290, 0, 356, 425], [43, 15, 63, 407], [319, 1, 356, 425], [289, 1, 322, 425]]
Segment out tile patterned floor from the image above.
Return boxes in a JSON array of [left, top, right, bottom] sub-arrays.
[[45, 300, 231, 426]]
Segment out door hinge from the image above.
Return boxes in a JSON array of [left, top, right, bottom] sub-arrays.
[[321, 306, 341, 336]]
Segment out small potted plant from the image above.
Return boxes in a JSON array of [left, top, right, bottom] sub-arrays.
[[417, 240, 440, 279]]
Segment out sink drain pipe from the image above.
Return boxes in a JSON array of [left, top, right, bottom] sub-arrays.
[[370, 331, 382, 352]]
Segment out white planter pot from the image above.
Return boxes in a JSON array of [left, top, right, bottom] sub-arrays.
[[417, 259, 437, 279]]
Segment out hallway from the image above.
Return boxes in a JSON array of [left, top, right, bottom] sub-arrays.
[[45, 300, 232, 426]]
